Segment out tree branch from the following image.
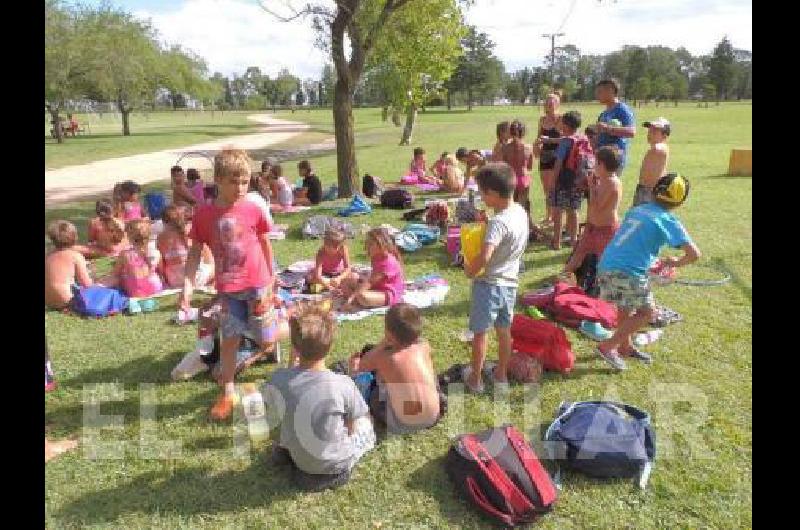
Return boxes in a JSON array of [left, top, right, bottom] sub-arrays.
[[259, 1, 335, 23]]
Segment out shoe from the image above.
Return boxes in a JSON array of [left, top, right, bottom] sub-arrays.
[[460, 365, 485, 394], [209, 393, 239, 421], [579, 320, 613, 341], [624, 349, 653, 365], [140, 298, 158, 313], [595, 347, 627, 371], [127, 299, 142, 315], [171, 350, 210, 381]]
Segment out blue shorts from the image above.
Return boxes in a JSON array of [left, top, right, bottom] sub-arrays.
[[468, 281, 517, 333], [219, 287, 266, 339]]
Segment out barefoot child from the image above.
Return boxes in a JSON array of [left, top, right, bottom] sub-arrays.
[[633, 117, 671, 206], [111, 219, 163, 298], [342, 228, 405, 312], [501, 119, 534, 236], [491, 121, 511, 161], [308, 228, 351, 291], [432, 152, 449, 180], [349, 303, 441, 434], [116, 181, 145, 222], [564, 146, 623, 275], [171, 166, 196, 209], [80, 199, 126, 258], [550, 111, 585, 250], [179, 148, 275, 420], [45, 221, 93, 309], [441, 154, 465, 194], [595, 173, 700, 370], [264, 302, 375, 484], [186, 168, 206, 205], [269, 164, 294, 208], [463, 163, 529, 392], [157, 204, 214, 289]]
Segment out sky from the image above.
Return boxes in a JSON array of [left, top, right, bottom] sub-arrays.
[[81, 0, 752, 79]]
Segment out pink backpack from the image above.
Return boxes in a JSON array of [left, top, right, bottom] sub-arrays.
[[523, 281, 618, 329], [510, 315, 575, 373]]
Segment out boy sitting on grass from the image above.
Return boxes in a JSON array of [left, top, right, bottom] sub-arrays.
[[595, 173, 700, 370], [45, 220, 94, 310], [349, 303, 441, 434], [633, 117, 671, 207], [564, 146, 622, 276], [463, 163, 529, 392], [265, 302, 375, 489]]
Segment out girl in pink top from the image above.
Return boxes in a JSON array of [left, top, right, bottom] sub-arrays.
[[342, 228, 405, 311], [112, 219, 163, 298], [308, 228, 351, 290], [157, 205, 215, 289], [114, 181, 145, 222], [187, 168, 206, 205], [408, 147, 440, 186]]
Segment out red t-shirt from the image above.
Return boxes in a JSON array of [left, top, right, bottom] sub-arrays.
[[190, 200, 272, 293]]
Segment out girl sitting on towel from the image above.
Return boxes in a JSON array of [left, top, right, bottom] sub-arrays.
[[308, 228, 352, 291], [109, 219, 163, 298], [341, 228, 405, 312]]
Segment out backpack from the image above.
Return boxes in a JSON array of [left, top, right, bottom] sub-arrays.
[[524, 281, 617, 329], [362, 174, 383, 198], [70, 285, 129, 317], [544, 401, 656, 489], [445, 425, 557, 527], [337, 194, 372, 217], [558, 135, 595, 189], [510, 315, 575, 373], [380, 188, 414, 209], [143, 192, 167, 220]]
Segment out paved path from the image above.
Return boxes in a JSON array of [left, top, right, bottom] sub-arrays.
[[45, 114, 324, 206]]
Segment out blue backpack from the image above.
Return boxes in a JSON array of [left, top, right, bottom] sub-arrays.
[[337, 194, 372, 217], [70, 286, 130, 317], [144, 192, 167, 220], [544, 401, 656, 489]]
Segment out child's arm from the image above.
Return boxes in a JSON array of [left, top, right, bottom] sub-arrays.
[[336, 246, 352, 282], [663, 242, 701, 268], [178, 242, 202, 310], [464, 242, 497, 279], [74, 253, 94, 288], [258, 233, 275, 307]]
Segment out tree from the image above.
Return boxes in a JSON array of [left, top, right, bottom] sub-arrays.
[[630, 77, 651, 106], [702, 83, 716, 108], [447, 25, 498, 110], [82, 5, 162, 136], [303, 79, 319, 106], [505, 73, 524, 104], [708, 37, 737, 101], [508, 67, 539, 104], [160, 45, 212, 109], [551, 44, 580, 84], [319, 64, 336, 106], [670, 73, 689, 106], [559, 78, 578, 102], [274, 68, 301, 106], [650, 76, 672, 106]]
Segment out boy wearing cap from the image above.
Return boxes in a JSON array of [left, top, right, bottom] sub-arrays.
[[634, 117, 671, 206], [594, 173, 701, 371]]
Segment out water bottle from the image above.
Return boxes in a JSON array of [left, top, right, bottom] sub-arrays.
[[241, 383, 268, 443]]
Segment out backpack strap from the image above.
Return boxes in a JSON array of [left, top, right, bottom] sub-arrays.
[[504, 426, 557, 507], [465, 476, 516, 527], [461, 434, 535, 522]]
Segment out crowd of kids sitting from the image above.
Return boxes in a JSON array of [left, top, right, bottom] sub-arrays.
[[46, 78, 702, 487]]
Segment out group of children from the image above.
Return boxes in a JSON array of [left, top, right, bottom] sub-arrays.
[[407, 147, 467, 194]]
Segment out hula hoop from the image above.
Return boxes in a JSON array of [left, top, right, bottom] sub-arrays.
[[174, 150, 215, 167], [674, 273, 732, 287]]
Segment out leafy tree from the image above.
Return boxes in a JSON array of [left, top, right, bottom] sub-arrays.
[[447, 25, 498, 110], [670, 73, 689, 106], [708, 37, 738, 100], [630, 76, 651, 106]]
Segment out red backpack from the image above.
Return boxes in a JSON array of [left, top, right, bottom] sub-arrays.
[[445, 425, 557, 527], [560, 134, 595, 190], [523, 281, 618, 329], [510, 315, 575, 373]]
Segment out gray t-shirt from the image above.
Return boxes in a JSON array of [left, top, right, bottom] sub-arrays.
[[264, 368, 369, 475], [479, 203, 529, 287]]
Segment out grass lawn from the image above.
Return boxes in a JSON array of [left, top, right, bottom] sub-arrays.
[[45, 102, 752, 529]]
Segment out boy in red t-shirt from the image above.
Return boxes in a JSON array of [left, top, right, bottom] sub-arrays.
[[179, 148, 275, 420]]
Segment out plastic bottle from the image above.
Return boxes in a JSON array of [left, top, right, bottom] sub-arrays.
[[241, 383, 268, 443]]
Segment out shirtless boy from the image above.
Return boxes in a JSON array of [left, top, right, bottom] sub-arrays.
[[349, 303, 441, 434], [45, 221, 93, 309], [634, 117, 671, 206]]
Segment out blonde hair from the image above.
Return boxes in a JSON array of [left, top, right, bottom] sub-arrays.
[[47, 220, 78, 249], [323, 228, 346, 246], [290, 301, 336, 361], [214, 148, 252, 182], [125, 219, 151, 246]]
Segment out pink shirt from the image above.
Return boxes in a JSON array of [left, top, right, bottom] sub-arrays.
[[190, 200, 271, 293], [410, 159, 426, 180], [158, 231, 189, 288], [371, 252, 405, 305], [117, 247, 162, 297], [189, 181, 205, 205], [121, 202, 144, 222], [318, 249, 346, 276]]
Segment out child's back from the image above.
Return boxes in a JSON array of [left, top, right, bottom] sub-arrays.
[[45, 248, 91, 309]]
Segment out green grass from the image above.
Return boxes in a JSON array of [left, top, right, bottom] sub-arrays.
[[45, 102, 752, 529]]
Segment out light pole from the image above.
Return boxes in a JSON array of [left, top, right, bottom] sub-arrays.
[[542, 32, 565, 85]]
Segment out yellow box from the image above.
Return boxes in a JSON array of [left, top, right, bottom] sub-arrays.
[[728, 148, 752, 176]]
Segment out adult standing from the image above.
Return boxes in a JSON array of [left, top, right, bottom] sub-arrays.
[[534, 93, 562, 226], [595, 79, 636, 172]]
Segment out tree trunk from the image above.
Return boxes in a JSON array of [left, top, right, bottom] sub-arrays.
[[467, 86, 473, 111], [446, 90, 452, 111], [399, 104, 418, 146], [48, 107, 64, 144], [333, 79, 358, 198], [121, 109, 131, 136]]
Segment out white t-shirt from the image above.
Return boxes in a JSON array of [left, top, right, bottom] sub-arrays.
[[479, 203, 529, 287], [275, 177, 294, 206], [246, 191, 273, 227]]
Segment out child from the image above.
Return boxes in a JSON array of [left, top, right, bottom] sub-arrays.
[[432, 152, 449, 180], [564, 146, 622, 275], [501, 119, 534, 236], [186, 168, 206, 205], [441, 154, 465, 194], [157, 204, 214, 289], [535, 93, 562, 225], [171, 166, 196, 209], [550, 111, 586, 250], [409, 147, 427, 180], [309, 228, 351, 290], [179, 148, 275, 420], [491, 121, 511, 162], [45, 221, 93, 309], [349, 303, 441, 434], [116, 180, 145, 222], [246, 174, 273, 225], [634, 117, 671, 207], [264, 302, 375, 484], [294, 160, 322, 206], [112, 219, 163, 298], [456, 147, 487, 181], [81, 199, 126, 258], [342, 228, 405, 312], [269, 164, 294, 208], [595, 173, 700, 370], [463, 163, 529, 392]]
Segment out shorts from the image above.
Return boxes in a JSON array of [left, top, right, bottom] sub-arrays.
[[548, 187, 583, 210], [219, 287, 267, 340], [347, 416, 376, 470], [469, 281, 517, 333], [539, 150, 557, 170], [597, 270, 654, 312], [633, 184, 654, 207], [571, 223, 619, 266]]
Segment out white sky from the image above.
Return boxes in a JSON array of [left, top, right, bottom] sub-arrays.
[[124, 0, 752, 79]]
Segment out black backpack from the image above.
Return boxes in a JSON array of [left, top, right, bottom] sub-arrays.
[[362, 174, 382, 198], [574, 253, 599, 296], [445, 425, 557, 527], [380, 188, 414, 209]]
